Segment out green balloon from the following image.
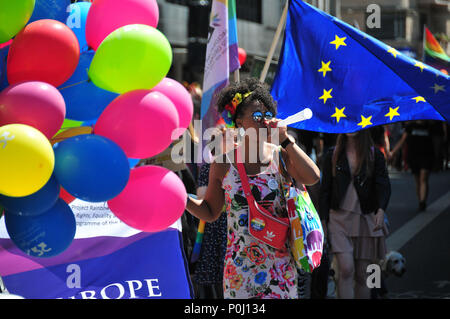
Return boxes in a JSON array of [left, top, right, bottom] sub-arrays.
[[88, 24, 173, 94], [0, 0, 36, 43]]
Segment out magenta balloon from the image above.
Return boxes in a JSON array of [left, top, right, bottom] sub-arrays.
[[0, 82, 66, 139], [86, 0, 159, 50], [108, 165, 187, 232], [94, 90, 179, 159], [151, 78, 193, 137]]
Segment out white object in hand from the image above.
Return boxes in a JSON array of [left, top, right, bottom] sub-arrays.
[[277, 108, 313, 127]]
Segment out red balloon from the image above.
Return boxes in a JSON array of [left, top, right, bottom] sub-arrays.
[[238, 47, 247, 66], [60, 187, 75, 205], [7, 19, 80, 87]]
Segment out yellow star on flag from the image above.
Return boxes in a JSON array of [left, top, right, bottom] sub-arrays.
[[357, 115, 372, 128], [318, 61, 332, 77], [385, 106, 400, 121], [387, 47, 398, 58], [412, 96, 426, 103], [331, 107, 346, 123], [431, 83, 445, 94], [330, 35, 347, 50], [319, 88, 333, 104], [414, 62, 426, 72]]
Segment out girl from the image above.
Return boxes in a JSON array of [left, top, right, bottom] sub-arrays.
[[319, 130, 391, 299], [186, 78, 320, 299]]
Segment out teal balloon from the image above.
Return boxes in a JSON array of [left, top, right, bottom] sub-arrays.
[[0, 175, 60, 217], [5, 199, 76, 258], [53, 134, 130, 202]]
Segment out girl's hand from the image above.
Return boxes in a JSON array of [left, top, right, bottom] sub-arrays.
[[263, 118, 290, 145], [373, 209, 385, 232]]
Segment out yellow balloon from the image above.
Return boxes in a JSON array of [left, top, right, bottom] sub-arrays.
[[0, 124, 55, 197]]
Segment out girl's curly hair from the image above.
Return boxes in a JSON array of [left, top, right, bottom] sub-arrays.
[[216, 78, 277, 126]]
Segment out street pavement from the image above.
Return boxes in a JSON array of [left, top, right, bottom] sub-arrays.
[[383, 168, 450, 299]]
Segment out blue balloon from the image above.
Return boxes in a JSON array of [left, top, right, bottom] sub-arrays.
[[66, 2, 91, 52], [5, 198, 76, 258], [28, 0, 71, 24], [128, 158, 140, 168], [0, 45, 10, 92], [82, 118, 97, 127], [0, 175, 60, 217], [59, 50, 118, 121], [53, 134, 130, 202]]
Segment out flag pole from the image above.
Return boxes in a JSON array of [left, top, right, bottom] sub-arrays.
[[259, 0, 289, 83], [233, 69, 240, 83], [422, 24, 426, 62]]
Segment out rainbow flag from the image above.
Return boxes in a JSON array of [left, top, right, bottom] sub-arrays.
[[424, 27, 450, 63], [424, 26, 450, 74], [194, 0, 239, 263], [228, 0, 240, 73], [200, 0, 240, 131]]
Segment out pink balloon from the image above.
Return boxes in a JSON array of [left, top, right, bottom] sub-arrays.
[[0, 81, 66, 139], [108, 165, 187, 232], [0, 40, 12, 49], [151, 78, 193, 138], [86, 0, 159, 50], [94, 90, 179, 159]]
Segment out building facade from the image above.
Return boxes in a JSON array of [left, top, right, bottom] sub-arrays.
[[157, 0, 449, 83]]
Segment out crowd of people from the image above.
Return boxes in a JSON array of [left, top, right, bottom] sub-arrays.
[[147, 77, 448, 299]]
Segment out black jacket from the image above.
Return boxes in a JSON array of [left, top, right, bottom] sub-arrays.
[[319, 147, 391, 221]]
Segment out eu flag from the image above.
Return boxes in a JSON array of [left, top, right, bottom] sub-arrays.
[[271, 0, 450, 133]]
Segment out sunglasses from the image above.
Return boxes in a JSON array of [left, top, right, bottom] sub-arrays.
[[252, 111, 274, 123]]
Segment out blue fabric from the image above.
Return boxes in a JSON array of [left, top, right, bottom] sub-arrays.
[[271, 0, 450, 133]]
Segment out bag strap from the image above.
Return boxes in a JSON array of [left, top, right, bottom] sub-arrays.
[[278, 147, 305, 194], [234, 147, 256, 202]]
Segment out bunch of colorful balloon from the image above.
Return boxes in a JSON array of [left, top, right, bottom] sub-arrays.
[[0, 0, 191, 258]]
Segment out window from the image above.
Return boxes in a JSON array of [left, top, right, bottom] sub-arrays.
[[236, 0, 262, 23]]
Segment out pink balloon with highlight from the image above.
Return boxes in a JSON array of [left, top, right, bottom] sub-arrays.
[[108, 165, 187, 232], [86, 0, 159, 50], [151, 77, 194, 138], [0, 81, 66, 139], [94, 90, 179, 159]]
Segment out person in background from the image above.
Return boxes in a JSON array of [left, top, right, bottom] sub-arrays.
[[317, 133, 338, 169], [390, 120, 435, 211], [319, 129, 391, 299], [185, 78, 320, 299], [370, 125, 390, 160], [385, 123, 404, 171]]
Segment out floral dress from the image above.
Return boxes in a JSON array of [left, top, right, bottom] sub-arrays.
[[221, 150, 298, 299]]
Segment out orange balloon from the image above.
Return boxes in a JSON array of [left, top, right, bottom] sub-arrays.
[[7, 19, 80, 87]]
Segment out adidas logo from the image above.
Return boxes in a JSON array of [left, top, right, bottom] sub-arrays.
[[264, 231, 275, 241]]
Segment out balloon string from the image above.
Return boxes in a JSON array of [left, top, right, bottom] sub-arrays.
[[59, 79, 89, 91]]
